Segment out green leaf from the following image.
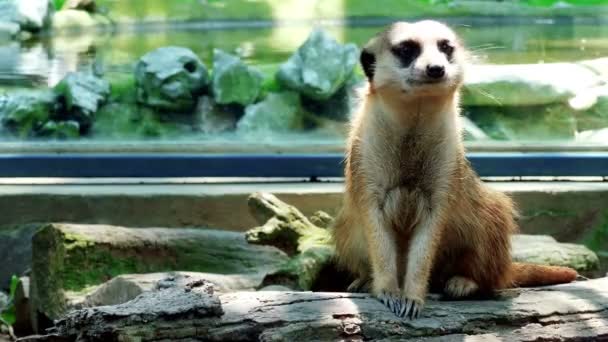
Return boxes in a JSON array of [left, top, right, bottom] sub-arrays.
[[0, 275, 19, 327], [53, 0, 67, 10], [9, 275, 18, 299]]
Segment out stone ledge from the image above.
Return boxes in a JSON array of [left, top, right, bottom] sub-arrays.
[[0, 181, 607, 231]]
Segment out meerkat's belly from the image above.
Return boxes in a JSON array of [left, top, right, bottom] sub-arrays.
[[363, 132, 445, 231]]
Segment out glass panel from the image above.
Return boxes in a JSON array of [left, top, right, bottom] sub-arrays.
[[1, 0, 607, 154]]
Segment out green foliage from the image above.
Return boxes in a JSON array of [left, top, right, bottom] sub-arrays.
[[584, 211, 608, 253], [0, 275, 19, 327], [53, 0, 67, 10]]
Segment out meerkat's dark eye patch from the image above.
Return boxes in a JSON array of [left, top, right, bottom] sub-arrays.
[[391, 40, 421, 68], [360, 49, 376, 81], [438, 39, 454, 60]]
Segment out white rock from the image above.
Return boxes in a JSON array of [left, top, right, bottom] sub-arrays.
[[463, 62, 601, 106], [576, 127, 608, 143], [15, 0, 53, 31]]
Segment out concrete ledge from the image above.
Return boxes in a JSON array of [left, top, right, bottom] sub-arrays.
[[0, 181, 607, 287], [0, 181, 607, 237]]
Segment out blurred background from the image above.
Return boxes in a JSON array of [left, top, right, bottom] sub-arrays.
[[0, 0, 607, 152]]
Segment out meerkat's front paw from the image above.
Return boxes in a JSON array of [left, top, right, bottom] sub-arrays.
[[376, 291, 423, 319]]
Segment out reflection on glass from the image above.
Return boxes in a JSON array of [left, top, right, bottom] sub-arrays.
[[0, 0, 607, 152]]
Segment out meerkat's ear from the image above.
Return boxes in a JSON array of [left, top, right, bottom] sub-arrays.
[[360, 49, 375, 81]]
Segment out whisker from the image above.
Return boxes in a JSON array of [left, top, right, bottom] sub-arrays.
[[470, 46, 505, 52], [468, 87, 503, 106]]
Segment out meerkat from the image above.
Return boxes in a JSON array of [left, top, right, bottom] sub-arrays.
[[332, 20, 578, 319]]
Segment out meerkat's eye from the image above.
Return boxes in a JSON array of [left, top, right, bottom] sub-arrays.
[[391, 40, 421, 67], [438, 40, 454, 58]]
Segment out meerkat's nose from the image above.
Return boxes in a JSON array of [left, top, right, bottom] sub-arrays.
[[426, 65, 445, 79]]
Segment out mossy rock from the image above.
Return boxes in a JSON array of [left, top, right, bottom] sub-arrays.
[[512, 235, 599, 273], [30, 223, 288, 321], [465, 104, 576, 141]]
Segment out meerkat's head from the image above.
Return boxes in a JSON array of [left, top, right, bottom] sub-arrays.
[[360, 20, 466, 98]]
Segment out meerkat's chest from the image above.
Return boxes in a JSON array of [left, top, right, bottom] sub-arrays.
[[361, 128, 447, 192]]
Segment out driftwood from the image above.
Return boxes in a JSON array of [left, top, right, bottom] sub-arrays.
[[24, 277, 608, 341], [245, 192, 338, 290]]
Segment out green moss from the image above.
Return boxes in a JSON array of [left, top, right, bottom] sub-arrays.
[[584, 211, 608, 254], [106, 72, 137, 103], [465, 105, 576, 141], [266, 245, 334, 290], [93, 102, 183, 139]]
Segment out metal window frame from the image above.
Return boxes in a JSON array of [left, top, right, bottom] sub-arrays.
[[0, 152, 607, 178]]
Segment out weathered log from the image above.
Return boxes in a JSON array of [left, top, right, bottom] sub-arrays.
[[245, 192, 335, 290], [29, 277, 608, 341], [245, 192, 330, 255], [30, 223, 288, 324], [245, 193, 600, 291]]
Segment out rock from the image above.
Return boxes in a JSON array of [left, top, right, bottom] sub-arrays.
[[258, 285, 292, 291], [465, 105, 576, 140], [309, 211, 334, 229], [38, 120, 80, 139], [135, 47, 209, 112], [277, 28, 358, 101], [193, 96, 239, 134], [62, 0, 96, 12], [53, 71, 110, 131], [13, 276, 31, 335], [580, 57, 608, 80], [576, 127, 608, 143], [93, 103, 183, 139], [30, 223, 288, 323], [309, 115, 349, 138], [14, 0, 53, 32], [237, 91, 303, 133], [512, 235, 599, 273], [80, 272, 263, 309], [0, 21, 19, 40], [461, 115, 489, 141], [571, 86, 608, 132], [35, 277, 608, 341], [462, 62, 600, 106], [0, 225, 39, 289], [0, 90, 54, 137], [0, 0, 53, 34], [301, 73, 363, 121], [211, 49, 263, 106]]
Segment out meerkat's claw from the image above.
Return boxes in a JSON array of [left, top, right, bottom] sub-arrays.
[[377, 292, 422, 319], [399, 298, 422, 319], [377, 291, 401, 316], [347, 277, 372, 293]]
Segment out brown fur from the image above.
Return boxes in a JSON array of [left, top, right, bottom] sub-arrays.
[[332, 21, 577, 314]]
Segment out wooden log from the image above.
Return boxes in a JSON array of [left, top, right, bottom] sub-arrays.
[[30, 223, 288, 325], [245, 192, 336, 290], [27, 277, 608, 341]]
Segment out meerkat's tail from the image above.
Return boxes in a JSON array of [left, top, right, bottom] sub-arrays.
[[509, 262, 578, 287]]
